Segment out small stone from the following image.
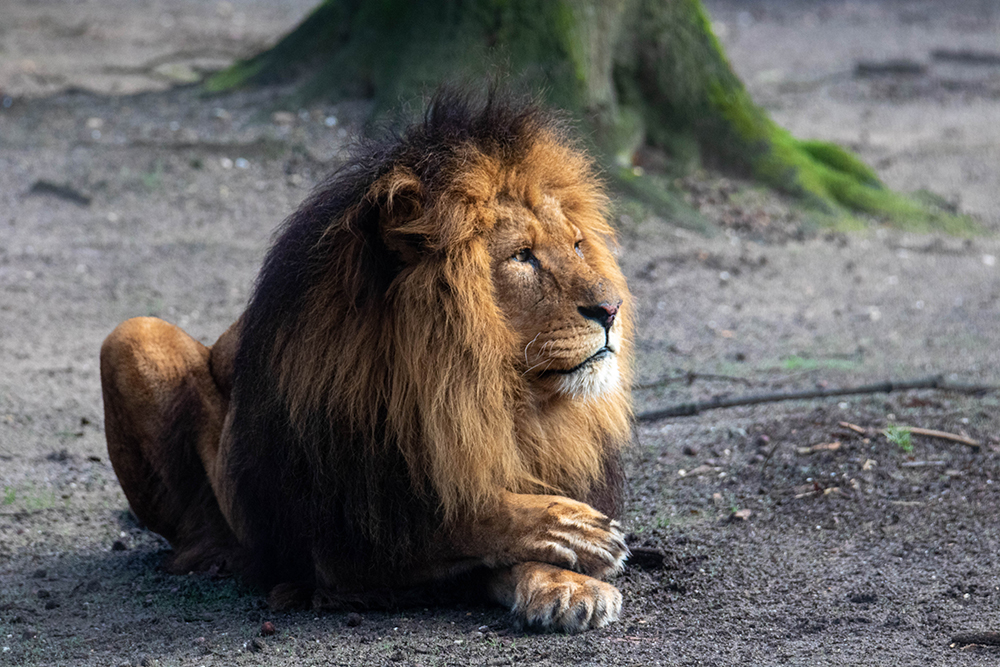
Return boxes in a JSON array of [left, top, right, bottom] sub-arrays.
[[153, 62, 200, 83], [260, 621, 276, 636], [32, 569, 46, 579], [44, 600, 58, 610], [345, 612, 363, 627], [112, 540, 128, 551], [36, 589, 51, 599], [682, 445, 698, 457]]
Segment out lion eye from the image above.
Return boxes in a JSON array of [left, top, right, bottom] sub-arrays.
[[574, 240, 584, 259], [512, 248, 534, 263]]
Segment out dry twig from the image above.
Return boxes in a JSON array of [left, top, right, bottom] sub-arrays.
[[633, 371, 753, 391], [637, 375, 996, 422], [839, 421, 981, 449], [951, 631, 1000, 647]]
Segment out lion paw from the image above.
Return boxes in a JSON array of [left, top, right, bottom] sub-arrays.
[[510, 563, 622, 633], [515, 496, 628, 579]]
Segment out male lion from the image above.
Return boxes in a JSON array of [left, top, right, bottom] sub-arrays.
[[100, 91, 633, 632]]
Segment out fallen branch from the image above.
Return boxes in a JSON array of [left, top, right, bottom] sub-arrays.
[[840, 421, 981, 450], [633, 371, 752, 391], [932, 49, 1000, 66], [951, 631, 1000, 647], [637, 375, 996, 422]]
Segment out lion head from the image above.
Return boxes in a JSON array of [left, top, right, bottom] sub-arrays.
[[228, 90, 632, 585], [489, 191, 626, 402]]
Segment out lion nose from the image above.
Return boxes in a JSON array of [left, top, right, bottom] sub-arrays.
[[578, 300, 621, 331]]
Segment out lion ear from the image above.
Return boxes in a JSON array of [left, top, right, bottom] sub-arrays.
[[369, 167, 428, 262]]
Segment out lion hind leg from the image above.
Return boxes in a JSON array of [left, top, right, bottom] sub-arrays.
[[488, 562, 622, 633], [100, 317, 237, 572]]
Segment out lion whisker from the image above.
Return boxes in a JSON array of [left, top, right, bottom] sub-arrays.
[[522, 357, 556, 376], [524, 332, 542, 366]]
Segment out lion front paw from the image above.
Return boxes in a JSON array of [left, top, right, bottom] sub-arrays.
[[513, 495, 628, 579], [508, 562, 622, 633]]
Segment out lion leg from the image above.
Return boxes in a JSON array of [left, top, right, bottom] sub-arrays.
[[427, 492, 627, 630], [487, 562, 622, 632], [441, 492, 628, 579], [100, 317, 237, 572]]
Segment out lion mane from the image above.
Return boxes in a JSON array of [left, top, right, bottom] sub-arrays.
[[223, 91, 633, 593]]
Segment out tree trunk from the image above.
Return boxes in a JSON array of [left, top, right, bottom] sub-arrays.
[[206, 0, 959, 228]]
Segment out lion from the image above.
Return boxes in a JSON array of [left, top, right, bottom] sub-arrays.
[[100, 90, 633, 632]]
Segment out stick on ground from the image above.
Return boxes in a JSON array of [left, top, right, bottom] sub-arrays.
[[952, 631, 1000, 647], [840, 421, 981, 449], [637, 375, 996, 422]]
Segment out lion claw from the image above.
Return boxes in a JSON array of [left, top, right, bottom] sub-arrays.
[[510, 563, 622, 633], [519, 498, 629, 579]]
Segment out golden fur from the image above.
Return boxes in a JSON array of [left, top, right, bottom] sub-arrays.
[[101, 91, 633, 631], [277, 121, 632, 519]]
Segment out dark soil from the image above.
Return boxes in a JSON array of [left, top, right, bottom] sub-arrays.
[[2, 1, 999, 665]]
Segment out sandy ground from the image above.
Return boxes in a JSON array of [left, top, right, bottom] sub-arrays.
[[1, 1, 999, 665]]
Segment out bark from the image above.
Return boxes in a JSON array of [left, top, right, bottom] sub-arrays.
[[206, 0, 963, 228]]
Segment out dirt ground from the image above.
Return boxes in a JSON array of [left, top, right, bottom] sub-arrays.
[[2, 1, 1000, 665]]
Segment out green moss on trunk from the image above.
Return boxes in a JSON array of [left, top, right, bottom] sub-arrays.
[[207, 0, 592, 112], [206, 0, 972, 232], [615, 0, 970, 229]]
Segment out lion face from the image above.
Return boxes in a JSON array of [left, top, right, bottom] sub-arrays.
[[489, 194, 626, 401]]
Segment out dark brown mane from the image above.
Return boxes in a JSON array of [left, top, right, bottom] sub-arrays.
[[224, 89, 632, 591]]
